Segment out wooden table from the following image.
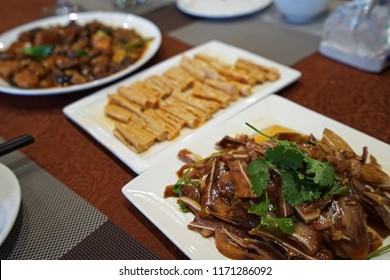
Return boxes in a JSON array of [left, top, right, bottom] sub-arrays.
[[1, 0, 389, 260]]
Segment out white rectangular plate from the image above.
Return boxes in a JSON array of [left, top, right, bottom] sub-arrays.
[[122, 94, 390, 260], [63, 40, 301, 174]]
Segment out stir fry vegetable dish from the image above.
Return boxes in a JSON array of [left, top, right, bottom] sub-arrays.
[[0, 20, 152, 89], [164, 125, 390, 259]]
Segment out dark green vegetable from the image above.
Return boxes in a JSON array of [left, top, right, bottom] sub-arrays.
[[172, 153, 223, 196], [22, 45, 53, 59], [124, 38, 152, 52], [248, 193, 296, 234], [178, 201, 191, 213], [76, 49, 88, 56]]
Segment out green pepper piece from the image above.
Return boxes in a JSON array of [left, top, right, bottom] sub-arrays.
[[22, 45, 54, 59]]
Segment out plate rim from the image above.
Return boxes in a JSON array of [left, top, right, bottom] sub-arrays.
[[0, 162, 21, 246], [121, 94, 390, 260], [176, 0, 274, 19], [63, 40, 302, 174], [0, 11, 162, 96]]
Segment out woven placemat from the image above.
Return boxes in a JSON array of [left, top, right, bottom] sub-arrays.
[[0, 140, 158, 260], [168, 18, 321, 66], [60, 220, 159, 260]]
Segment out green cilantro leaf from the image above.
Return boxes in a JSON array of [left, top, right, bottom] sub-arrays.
[[279, 171, 304, 206], [247, 158, 270, 195], [248, 199, 269, 217], [172, 152, 223, 195], [178, 200, 190, 213], [279, 170, 323, 206], [248, 196, 296, 235], [305, 158, 339, 187], [245, 122, 346, 207], [173, 178, 191, 194], [273, 217, 295, 234], [265, 144, 304, 170]]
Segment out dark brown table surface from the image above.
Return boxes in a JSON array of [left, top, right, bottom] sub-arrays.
[[1, 0, 389, 260]]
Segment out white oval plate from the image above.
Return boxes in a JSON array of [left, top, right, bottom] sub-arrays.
[[0, 11, 162, 96], [176, 0, 273, 18], [0, 162, 21, 245]]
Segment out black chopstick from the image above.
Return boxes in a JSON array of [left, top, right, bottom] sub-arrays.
[[0, 134, 35, 156]]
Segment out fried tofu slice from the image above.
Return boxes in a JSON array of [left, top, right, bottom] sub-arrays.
[[144, 109, 181, 140], [180, 56, 221, 81], [193, 53, 230, 71], [163, 67, 194, 91], [118, 83, 158, 109], [144, 75, 173, 98], [217, 66, 257, 85], [104, 103, 133, 123], [204, 78, 240, 100], [160, 102, 200, 128], [108, 93, 143, 113], [235, 58, 280, 81], [134, 81, 164, 100], [165, 96, 209, 123], [230, 81, 253, 96], [194, 54, 258, 85], [133, 110, 168, 141], [114, 121, 156, 153], [171, 91, 221, 115], [153, 108, 186, 128], [156, 75, 182, 92], [191, 82, 232, 108]]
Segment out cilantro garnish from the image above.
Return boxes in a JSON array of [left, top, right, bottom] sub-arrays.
[[173, 177, 199, 195], [245, 123, 350, 234], [173, 152, 223, 196], [248, 193, 295, 234], [178, 200, 191, 213], [245, 122, 348, 207], [265, 142, 304, 170], [246, 158, 270, 195]]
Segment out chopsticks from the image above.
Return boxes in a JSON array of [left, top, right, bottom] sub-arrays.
[[0, 134, 35, 157]]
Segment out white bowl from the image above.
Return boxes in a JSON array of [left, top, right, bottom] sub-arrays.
[[274, 0, 331, 24]]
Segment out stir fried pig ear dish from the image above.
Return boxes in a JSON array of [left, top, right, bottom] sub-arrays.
[[164, 125, 390, 260], [0, 20, 152, 89]]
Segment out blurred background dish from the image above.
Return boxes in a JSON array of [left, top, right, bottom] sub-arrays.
[[0, 11, 162, 96], [274, 0, 331, 24], [176, 0, 273, 19]]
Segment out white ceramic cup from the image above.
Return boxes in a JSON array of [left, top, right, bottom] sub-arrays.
[[274, 0, 331, 24]]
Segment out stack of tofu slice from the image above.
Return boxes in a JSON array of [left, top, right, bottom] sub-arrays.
[[104, 53, 280, 153]]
